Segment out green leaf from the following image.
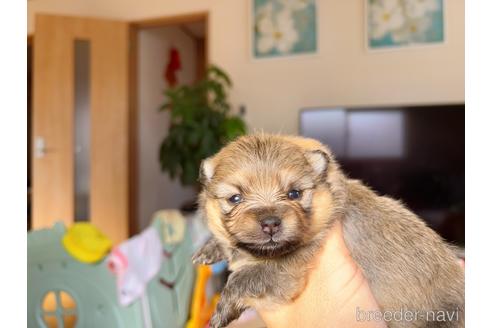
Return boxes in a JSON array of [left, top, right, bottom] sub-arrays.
[[158, 64, 246, 186], [221, 116, 247, 141], [207, 65, 232, 87], [159, 103, 172, 111]]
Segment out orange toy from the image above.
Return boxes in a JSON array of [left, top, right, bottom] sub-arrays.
[[186, 265, 221, 328]]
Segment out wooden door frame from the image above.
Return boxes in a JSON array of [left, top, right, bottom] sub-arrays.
[[128, 12, 209, 235]]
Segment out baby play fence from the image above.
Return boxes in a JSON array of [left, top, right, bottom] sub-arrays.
[[27, 218, 195, 328]]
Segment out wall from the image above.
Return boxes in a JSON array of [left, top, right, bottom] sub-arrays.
[[28, 0, 464, 134], [137, 26, 197, 229]]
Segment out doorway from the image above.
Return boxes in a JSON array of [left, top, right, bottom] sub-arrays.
[[28, 13, 208, 238], [130, 13, 208, 231]]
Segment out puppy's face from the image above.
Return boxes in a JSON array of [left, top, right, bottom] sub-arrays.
[[200, 135, 335, 259]]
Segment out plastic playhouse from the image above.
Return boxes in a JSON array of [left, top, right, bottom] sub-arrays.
[[27, 211, 198, 328]]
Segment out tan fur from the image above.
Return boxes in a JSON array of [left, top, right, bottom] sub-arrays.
[[195, 134, 464, 328]]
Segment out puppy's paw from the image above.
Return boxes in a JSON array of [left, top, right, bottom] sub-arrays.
[[208, 313, 223, 328], [191, 250, 216, 265], [191, 237, 226, 265], [208, 295, 244, 328], [209, 310, 233, 328]]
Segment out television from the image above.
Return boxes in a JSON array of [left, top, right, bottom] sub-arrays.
[[300, 104, 465, 245]]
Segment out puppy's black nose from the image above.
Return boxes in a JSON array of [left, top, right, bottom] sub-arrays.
[[260, 217, 281, 236]]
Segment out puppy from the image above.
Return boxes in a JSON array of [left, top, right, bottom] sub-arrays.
[[193, 134, 464, 328]]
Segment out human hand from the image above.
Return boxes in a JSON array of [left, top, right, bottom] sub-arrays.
[[257, 220, 387, 328]]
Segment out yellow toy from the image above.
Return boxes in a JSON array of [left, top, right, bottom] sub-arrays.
[[62, 222, 113, 263], [186, 264, 223, 328]]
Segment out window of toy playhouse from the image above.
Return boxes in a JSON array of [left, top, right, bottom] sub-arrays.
[[40, 290, 77, 328]]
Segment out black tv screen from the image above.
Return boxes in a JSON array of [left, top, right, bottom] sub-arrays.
[[300, 104, 464, 245]]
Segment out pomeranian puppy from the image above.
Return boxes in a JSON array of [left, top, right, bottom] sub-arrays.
[[193, 134, 464, 328]]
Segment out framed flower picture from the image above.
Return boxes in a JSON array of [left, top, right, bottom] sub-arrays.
[[367, 0, 445, 50], [252, 0, 318, 58]]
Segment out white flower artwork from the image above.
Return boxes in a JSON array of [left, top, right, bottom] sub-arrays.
[[404, 0, 440, 19], [392, 16, 432, 43], [253, 0, 317, 58], [257, 9, 299, 54], [369, 0, 405, 39], [367, 0, 444, 49], [278, 0, 313, 11]]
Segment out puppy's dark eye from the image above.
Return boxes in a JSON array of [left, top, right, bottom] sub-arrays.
[[287, 189, 301, 200], [228, 194, 243, 204]]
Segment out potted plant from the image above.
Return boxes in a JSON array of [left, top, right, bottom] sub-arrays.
[[159, 65, 247, 210]]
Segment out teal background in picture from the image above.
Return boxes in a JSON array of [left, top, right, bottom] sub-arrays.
[[368, 0, 444, 49], [253, 0, 317, 58]]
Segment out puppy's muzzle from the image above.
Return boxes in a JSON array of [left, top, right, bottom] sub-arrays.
[[260, 216, 281, 236]]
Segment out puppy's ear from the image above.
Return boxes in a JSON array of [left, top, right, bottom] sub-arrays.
[[199, 157, 215, 185], [305, 150, 330, 178]]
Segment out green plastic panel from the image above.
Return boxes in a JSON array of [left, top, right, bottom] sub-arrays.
[[28, 221, 195, 328]]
